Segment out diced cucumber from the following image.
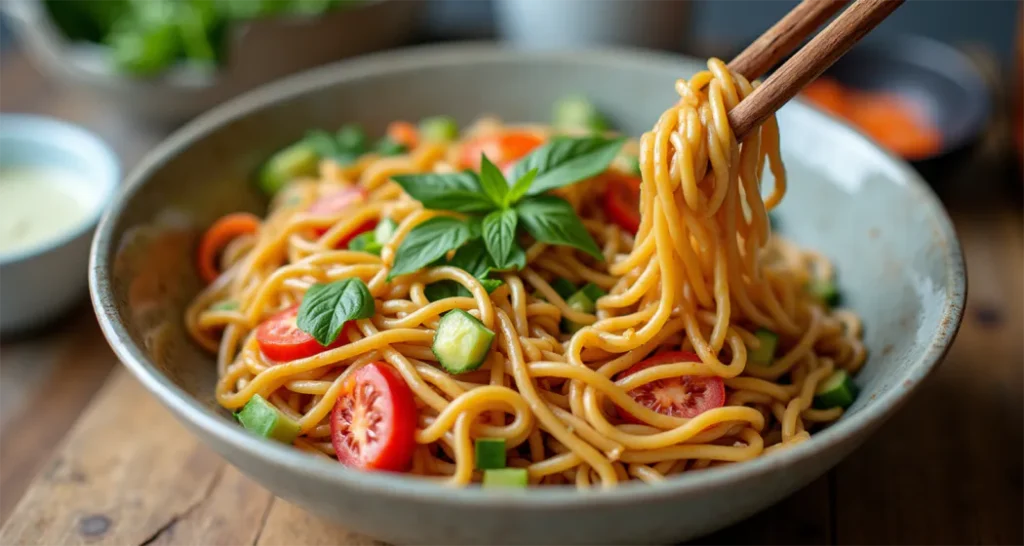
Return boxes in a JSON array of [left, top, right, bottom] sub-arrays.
[[432, 309, 495, 374], [304, 129, 340, 158], [375, 136, 407, 156], [553, 94, 609, 132], [813, 370, 859, 409], [335, 124, 368, 154], [347, 232, 382, 255], [474, 438, 507, 470], [374, 217, 398, 244], [235, 394, 301, 444], [419, 116, 459, 142], [550, 278, 577, 300], [808, 278, 840, 307], [560, 283, 604, 334], [482, 468, 528, 488], [211, 300, 238, 311], [749, 328, 779, 365], [257, 142, 319, 195]]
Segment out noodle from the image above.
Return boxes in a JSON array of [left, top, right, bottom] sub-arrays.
[[186, 59, 866, 488]]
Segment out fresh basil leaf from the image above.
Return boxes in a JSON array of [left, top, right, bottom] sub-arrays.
[[390, 217, 475, 279], [448, 239, 494, 278], [515, 195, 603, 260], [347, 231, 382, 255], [296, 278, 375, 346], [424, 278, 502, 302], [391, 172, 496, 213], [482, 208, 519, 269], [510, 136, 627, 196], [478, 154, 509, 207], [505, 168, 538, 206]]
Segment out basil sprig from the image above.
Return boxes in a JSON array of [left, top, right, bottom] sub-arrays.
[[389, 135, 622, 282], [296, 278, 375, 346]]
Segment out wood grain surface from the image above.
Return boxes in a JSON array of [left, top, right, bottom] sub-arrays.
[[1, 45, 1021, 545]]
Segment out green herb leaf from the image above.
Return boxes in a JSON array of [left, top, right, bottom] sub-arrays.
[[391, 172, 496, 213], [448, 239, 494, 279], [516, 196, 603, 260], [304, 130, 338, 158], [347, 231, 382, 255], [478, 155, 509, 207], [390, 217, 475, 279], [296, 278, 375, 346], [509, 136, 627, 196], [482, 209, 520, 270], [505, 168, 538, 206]]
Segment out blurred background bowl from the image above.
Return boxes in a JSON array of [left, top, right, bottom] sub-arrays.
[[1, 0, 421, 126]]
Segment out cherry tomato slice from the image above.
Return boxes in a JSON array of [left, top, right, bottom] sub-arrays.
[[331, 362, 417, 472], [616, 351, 726, 423], [308, 187, 375, 247], [255, 306, 353, 362], [459, 131, 544, 172], [603, 173, 642, 235]]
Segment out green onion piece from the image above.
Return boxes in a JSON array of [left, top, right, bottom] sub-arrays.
[[550, 278, 577, 300], [418, 116, 459, 142], [374, 217, 398, 245], [579, 282, 607, 302], [375, 136, 407, 156], [347, 232, 382, 255], [304, 130, 340, 158], [813, 370, 859, 409], [808, 278, 840, 307], [474, 438, 507, 470], [749, 328, 779, 365], [553, 94, 609, 132], [258, 141, 320, 195], [211, 300, 238, 311], [235, 394, 301, 444], [336, 124, 368, 155], [482, 468, 528, 488]]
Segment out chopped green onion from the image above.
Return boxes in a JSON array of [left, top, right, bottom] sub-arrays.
[[808, 278, 840, 307], [235, 394, 301, 444], [482, 468, 528, 488], [335, 124, 368, 154], [813, 370, 859, 409], [211, 300, 239, 311], [750, 328, 779, 365], [347, 232, 382, 255], [579, 282, 607, 302], [474, 438, 507, 470], [550, 278, 577, 300], [418, 116, 459, 142], [257, 142, 319, 195]]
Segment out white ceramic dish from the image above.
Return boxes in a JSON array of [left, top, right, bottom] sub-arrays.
[[0, 114, 119, 333]]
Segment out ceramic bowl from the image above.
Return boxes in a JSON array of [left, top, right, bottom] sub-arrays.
[[1, 114, 119, 334], [89, 45, 966, 545]]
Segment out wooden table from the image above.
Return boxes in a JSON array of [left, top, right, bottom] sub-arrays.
[[1, 47, 1021, 545]]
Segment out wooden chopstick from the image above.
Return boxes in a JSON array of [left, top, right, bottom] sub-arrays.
[[728, 0, 905, 140], [728, 0, 850, 82]]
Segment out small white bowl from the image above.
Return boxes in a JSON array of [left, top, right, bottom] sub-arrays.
[[0, 114, 119, 334]]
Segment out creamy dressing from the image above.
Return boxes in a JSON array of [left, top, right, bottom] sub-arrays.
[[0, 165, 93, 255]]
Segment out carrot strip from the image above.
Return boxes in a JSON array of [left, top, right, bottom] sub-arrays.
[[197, 212, 260, 283]]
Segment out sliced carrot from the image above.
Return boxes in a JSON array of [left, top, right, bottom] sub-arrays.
[[386, 121, 419, 150], [197, 212, 260, 284]]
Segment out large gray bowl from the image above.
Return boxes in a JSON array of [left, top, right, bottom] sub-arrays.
[[89, 44, 966, 545]]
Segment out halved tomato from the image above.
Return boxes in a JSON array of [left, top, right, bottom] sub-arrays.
[[331, 362, 417, 471], [308, 187, 375, 247], [256, 306, 354, 362], [603, 173, 642, 234], [458, 130, 544, 172], [615, 351, 725, 424]]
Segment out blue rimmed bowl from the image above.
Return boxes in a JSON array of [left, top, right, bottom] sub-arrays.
[[88, 44, 965, 545]]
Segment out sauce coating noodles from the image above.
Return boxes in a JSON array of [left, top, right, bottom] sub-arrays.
[[186, 59, 865, 488]]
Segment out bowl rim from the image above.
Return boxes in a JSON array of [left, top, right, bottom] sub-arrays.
[[88, 42, 966, 507], [0, 113, 120, 265]]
